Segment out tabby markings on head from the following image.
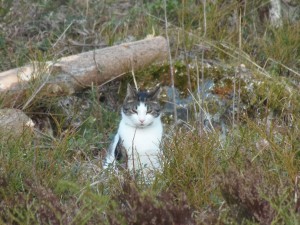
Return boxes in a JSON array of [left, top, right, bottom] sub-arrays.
[[123, 85, 161, 118]]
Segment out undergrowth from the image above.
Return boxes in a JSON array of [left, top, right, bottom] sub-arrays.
[[0, 0, 300, 224]]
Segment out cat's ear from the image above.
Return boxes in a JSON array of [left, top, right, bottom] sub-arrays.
[[148, 84, 161, 100], [125, 83, 137, 101]]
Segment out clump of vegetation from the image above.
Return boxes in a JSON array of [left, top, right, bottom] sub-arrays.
[[0, 178, 71, 225], [107, 181, 196, 225], [220, 162, 277, 224]]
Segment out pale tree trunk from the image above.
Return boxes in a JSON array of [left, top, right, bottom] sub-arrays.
[[270, 0, 282, 27], [0, 36, 168, 108]]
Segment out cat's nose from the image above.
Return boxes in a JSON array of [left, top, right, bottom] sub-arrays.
[[139, 119, 145, 123]]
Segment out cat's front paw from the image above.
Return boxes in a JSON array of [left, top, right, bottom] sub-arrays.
[[103, 160, 114, 169]]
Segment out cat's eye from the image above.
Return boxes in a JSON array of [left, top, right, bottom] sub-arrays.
[[146, 105, 152, 114], [132, 109, 138, 114]]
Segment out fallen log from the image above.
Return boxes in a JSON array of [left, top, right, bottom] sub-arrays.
[[0, 36, 168, 108]]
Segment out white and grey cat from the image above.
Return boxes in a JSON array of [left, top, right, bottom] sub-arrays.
[[103, 84, 163, 174]]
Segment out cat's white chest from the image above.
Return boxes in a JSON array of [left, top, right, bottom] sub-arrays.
[[118, 118, 163, 170]]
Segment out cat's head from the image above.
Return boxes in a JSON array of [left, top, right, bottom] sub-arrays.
[[122, 84, 161, 128]]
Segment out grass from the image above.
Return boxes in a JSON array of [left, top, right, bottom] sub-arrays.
[[0, 0, 300, 224]]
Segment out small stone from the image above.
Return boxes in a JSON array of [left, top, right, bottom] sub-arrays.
[[0, 108, 35, 143]]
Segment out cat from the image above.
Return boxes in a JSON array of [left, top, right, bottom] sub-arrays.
[[103, 83, 163, 176]]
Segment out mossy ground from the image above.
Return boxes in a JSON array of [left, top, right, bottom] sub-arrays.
[[0, 0, 300, 224]]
